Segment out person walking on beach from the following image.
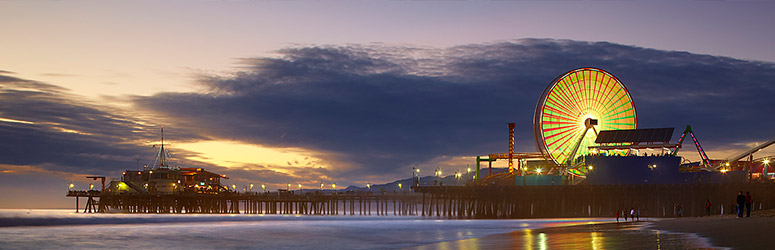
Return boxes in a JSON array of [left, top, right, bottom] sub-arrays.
[[736, 191, 746, 218], [616, 209, 620, 222], [636, 208, 640, 221], [630, 208, 635, 221], [706, 199, 711, 216], [745, 191, 753, 217]]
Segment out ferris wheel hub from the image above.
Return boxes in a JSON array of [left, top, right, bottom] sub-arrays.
[[584, 118, 598, 128]]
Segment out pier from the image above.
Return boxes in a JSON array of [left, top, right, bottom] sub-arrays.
[[414, 183, 775, 219], [69, 182, 775, 219], [67, 190, 421, 215]]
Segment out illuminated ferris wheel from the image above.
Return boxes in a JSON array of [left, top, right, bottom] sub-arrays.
[[534, 68, 637, 175]]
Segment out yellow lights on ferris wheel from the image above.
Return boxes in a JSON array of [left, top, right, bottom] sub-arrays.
[[535, 68, 636, 176]]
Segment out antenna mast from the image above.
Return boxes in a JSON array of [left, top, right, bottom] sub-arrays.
[[160, 126, 165, 167]]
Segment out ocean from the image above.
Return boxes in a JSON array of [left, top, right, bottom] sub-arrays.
[[0, 209, 714, 249]]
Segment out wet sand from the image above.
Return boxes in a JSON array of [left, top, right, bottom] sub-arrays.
[[650, 210, 775, 250], [412, 209, 775, 249], [411, 220, 714, 250]]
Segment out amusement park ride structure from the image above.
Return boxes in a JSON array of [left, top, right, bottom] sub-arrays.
[[475, 67, 775, 184], [476, 68, 639, 182]]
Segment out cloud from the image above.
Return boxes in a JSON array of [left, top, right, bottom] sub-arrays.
[[0, 76, 166, 175], [2, 39, 774, 208], [39, 73, 81, 78], [135, 39, 775, 179]]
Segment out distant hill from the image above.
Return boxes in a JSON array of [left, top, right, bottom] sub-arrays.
[[339, 167, 510, 192], [289, 167, 511, 194]]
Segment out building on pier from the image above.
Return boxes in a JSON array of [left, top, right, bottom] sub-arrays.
[[104, 128, 227, 195]]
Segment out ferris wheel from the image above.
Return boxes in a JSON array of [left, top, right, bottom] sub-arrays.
[[533, 68, 637, 176]]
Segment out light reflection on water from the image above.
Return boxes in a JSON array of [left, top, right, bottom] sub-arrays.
[[413, 222, 714, 250], [0, 210, 622, 250], [0, 210, 715, 250]]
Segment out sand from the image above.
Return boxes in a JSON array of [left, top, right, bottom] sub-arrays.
[[411, 209, 775, 249], [650, 209, 775, 250], [412, 220, 712, 249]]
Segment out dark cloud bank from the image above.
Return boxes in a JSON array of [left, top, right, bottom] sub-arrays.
[[1, 38, 774, 191], [0, 75, 160, 175], [131, 39, 775, 178]]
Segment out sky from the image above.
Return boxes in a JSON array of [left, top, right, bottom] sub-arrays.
[[1, 0, 774, 208]]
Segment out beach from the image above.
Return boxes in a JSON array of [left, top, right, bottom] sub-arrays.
[[412, 221, 713, 250], [4, 209, 775, 249], [415, 210, 775, 250], [650, 209, 775, 250], [0, 209, 617, 250]]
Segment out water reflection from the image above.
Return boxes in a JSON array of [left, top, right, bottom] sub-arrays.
[[538, 232, 547, 250], [412, 222, 713, 250], [524, 229, 533, 250], [591, 231, 601, 250]]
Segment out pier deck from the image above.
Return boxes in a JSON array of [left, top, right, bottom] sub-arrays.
[[67, 191, 421, 215]]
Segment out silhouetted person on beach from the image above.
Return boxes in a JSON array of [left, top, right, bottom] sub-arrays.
[[636, 208, 640, 221], [616, 209, 619, 222], [745, 191, 753, 217], [736, 191, 746, 218], [706, 199, 711, 216]]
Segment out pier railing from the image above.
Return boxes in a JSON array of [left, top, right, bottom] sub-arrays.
[[413, 183, 775, 219], [67, 191, 422, 215], [68, 183, 775, 218]]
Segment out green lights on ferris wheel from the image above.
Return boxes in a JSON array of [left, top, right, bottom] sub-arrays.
[[534, 68, 637, 172]]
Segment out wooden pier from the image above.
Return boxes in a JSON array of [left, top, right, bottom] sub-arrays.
[[69, 183, 775, 219], [67, 191, 421, 215], [414, 183, 775, 219]]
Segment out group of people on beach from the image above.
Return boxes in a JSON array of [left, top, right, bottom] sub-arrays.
[[735, 191, 753, 218], [615, 208, 639, 222], [705, 191, 753, 217]]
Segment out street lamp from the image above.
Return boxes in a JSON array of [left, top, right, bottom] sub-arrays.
[[366, 183, 371, 191], [287, 182, 291, 190], [89, 184, 94, 190], [413, 167, 420, 187], [250, 183, 254, 192], [261, 184, 266, 192], [434, 168, 440, 185], [68, 183, 74, 191], [332, 183, 336, 189], [764, 159, 771, 180], [232, 184, 237, 192], [320, 182, 324, 190], [398, 183, 402, 189], [298, 183, 302, 191]]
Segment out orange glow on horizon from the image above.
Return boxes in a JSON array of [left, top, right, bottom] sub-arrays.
[[175, 140, 329, 173]]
